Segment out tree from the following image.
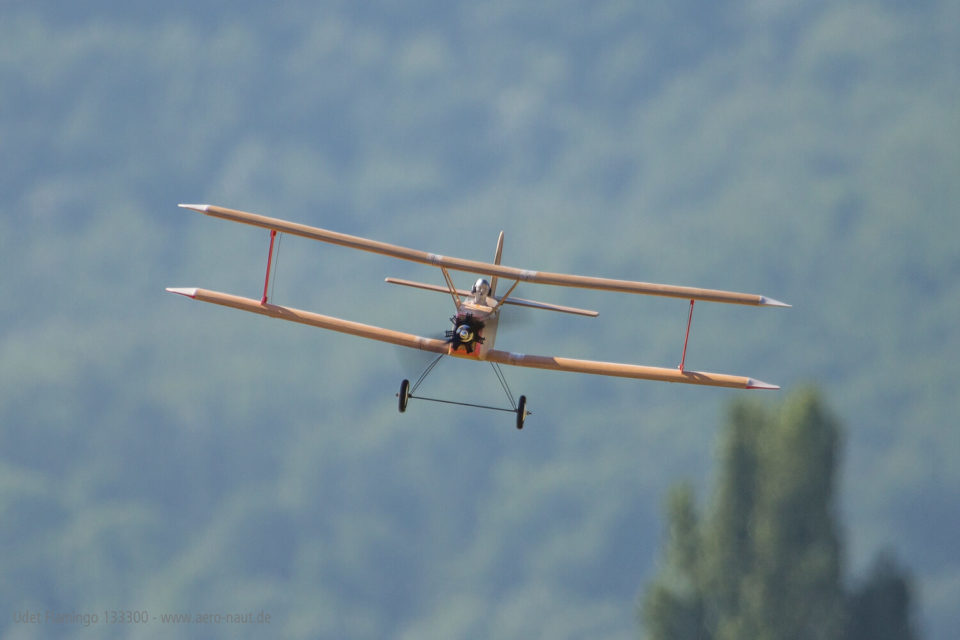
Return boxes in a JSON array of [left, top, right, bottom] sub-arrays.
[[641, 484, 708, 640], [845, 551, 919, 640], [701, 400, 766, 639], [640, 389, 919, 640], [737, 390, 844, 640]]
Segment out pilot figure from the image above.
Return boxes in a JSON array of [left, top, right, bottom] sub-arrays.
[[471, 278, 491, 305]]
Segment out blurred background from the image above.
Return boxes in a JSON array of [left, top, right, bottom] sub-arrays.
[[1, 1, 956, 638]]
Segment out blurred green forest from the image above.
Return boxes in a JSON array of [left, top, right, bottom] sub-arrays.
[[1, 1, 957, 638]]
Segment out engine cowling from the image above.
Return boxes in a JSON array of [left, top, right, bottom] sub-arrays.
[[446, 313, 485, 354]]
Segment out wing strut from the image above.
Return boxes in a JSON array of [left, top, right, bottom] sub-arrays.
[[440, 266, 462, 312], [678, 299, 694, 371], [261, 229, 278, 304], [492, 279, 521, 311]]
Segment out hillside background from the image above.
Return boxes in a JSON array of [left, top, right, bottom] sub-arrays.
[[1, 1, 957, 638]]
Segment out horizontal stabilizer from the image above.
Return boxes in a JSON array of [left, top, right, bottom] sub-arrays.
[[497, 295, 599, 317], [385, 277, 599, 317], [385, 277, 471, 298]]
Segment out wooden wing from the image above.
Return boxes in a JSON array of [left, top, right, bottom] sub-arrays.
[[178, 204, 790, 307], [483, 349, 777, 390], [165, 287, 777, 390], [166, 287, 449, 355]]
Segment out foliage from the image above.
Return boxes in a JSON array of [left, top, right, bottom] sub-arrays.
[[846, 551, 920, 640], [641, 389, 917, 640]]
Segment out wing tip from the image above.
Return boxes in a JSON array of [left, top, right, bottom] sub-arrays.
[[746, 378, 780, 390], [166, 287, 198, 299], [759, 296, 791, 308], [178, 203, 210, 212]]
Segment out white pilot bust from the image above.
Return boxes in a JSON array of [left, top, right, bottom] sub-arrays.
[[471, 278, 491, 304]]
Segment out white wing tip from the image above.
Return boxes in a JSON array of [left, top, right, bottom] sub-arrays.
[[166, 287, 198, 299], [759, 296, 791, 308], [746, 378, 780, 390], [178, 203, 210, 212]]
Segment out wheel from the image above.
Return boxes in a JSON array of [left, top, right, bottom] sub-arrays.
[[516, 395, 527, 430], [398, 379, 410, 413]]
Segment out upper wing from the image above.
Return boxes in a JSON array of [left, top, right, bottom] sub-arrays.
[[165, 287, 777, 390], [178, 204, 789, 307]]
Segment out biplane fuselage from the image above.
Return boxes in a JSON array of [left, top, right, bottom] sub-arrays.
[[446, 283, 500, 359]]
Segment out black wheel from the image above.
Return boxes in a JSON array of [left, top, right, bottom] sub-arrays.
[[516, 395, 527, 430], [398, 379, 410, 413]]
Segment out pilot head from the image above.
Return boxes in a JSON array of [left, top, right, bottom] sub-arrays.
[[471, 278, 491, 301]]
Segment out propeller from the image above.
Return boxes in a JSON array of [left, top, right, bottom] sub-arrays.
[[445, 312, 485, 354]]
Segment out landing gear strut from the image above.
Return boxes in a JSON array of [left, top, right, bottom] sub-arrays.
[[395, 356, 531, 428]]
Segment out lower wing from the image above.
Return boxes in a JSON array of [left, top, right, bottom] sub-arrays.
[[483, 349, 777, 389], [166, 287, 777, 390]]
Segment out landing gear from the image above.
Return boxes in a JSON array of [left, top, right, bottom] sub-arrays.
[[398, 379, 410, 413], [396, 358, 531, 428], [516, 395, 528, 430]]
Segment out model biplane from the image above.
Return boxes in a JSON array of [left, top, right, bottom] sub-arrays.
[[167, 204, 789, 428]]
